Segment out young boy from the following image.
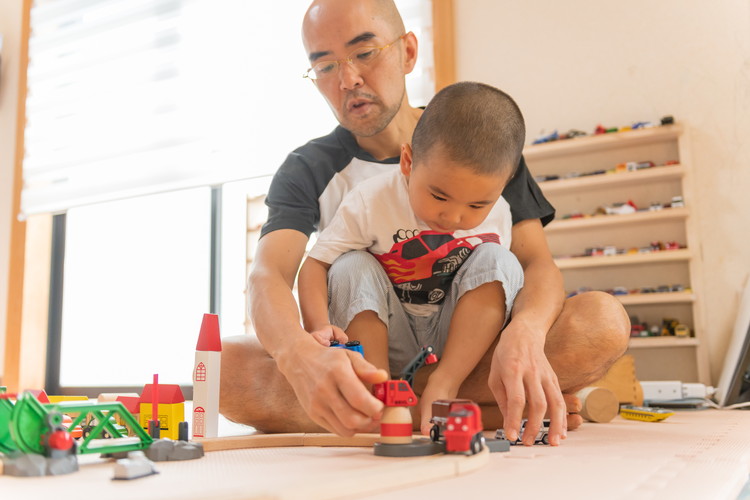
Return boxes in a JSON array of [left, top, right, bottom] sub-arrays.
[[298, 81, 526, 434]]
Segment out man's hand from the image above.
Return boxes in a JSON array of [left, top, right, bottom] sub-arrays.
[[309, 324, 348, 347], [488, 321, 567, 446], [277, 337, 389, 436]]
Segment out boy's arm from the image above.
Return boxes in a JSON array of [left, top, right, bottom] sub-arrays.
[[490, 219, 567, 446], [249, 229, 387, 436], [298, 256, 347, 345]]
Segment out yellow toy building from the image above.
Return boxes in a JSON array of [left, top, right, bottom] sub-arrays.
[[138, 383, 185, 440]]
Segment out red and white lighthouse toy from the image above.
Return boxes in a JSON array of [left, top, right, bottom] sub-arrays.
[[193, 313, 222, 438]]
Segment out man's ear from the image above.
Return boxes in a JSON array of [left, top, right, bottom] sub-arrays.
[[400, 143, 413, 177], [402, 31, 418, 75]]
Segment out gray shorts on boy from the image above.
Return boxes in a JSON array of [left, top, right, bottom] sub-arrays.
[[327, 244, 524, 376]]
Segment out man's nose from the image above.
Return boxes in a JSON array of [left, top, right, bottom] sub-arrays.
[[338, 61, 364, 90]]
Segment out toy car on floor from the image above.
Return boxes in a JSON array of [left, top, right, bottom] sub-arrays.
[[619, 405, 674, 422], [495, 419, 550, 445]]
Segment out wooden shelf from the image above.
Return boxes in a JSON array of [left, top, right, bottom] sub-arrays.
[[523, 124, 683, 161], [616, 291, 695, 306], [528, 122, 708, 382], [555, 248, 691, 269], [545, 207, 689, 233], [628, 336, 699, 349], [537, 164, 684, 195]]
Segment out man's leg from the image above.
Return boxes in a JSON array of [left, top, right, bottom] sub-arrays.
[[413, 290, 631, 428], [219, 251, 400, 432], [219, 335, 326, 433]]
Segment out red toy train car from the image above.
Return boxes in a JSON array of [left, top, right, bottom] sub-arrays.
[[429, 399, 484, 454]]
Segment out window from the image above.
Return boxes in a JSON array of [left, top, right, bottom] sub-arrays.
[[27, 0, 435, 393]]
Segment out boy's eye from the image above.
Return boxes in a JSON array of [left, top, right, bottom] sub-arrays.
[[431, 194, 446, 201], [469, 205, 484, 210]]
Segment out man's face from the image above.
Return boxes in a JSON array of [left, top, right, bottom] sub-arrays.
[[302, 1, 413, 137], [400, 144, 509, 233]]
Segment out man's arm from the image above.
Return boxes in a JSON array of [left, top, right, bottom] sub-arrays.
[[489, 219, 568, 446], [248, 229, 387, 436]]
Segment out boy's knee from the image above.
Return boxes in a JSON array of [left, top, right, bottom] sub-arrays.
[[465, 244, 522, 276], [329, 250, 380, 275], [329, 251, 388, 289]]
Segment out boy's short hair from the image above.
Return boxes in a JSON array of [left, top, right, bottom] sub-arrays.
[[412, 81, 526, 177]]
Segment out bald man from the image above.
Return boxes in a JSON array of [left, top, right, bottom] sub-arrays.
[[219, 0, 630, 446]]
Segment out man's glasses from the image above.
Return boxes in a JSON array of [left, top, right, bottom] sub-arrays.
[[303, 33, 407, 82]]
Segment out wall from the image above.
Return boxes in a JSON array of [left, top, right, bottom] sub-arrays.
[[0, 1, 25, 379], [454, 0, 750, 384]]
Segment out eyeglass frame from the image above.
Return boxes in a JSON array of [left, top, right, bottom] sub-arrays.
[[302, 33, 409, 82]]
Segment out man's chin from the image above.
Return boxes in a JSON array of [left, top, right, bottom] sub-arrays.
[[341, 118, 383, 138]]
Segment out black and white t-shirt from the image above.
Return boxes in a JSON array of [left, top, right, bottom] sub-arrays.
[[261, 126, 555, 239]]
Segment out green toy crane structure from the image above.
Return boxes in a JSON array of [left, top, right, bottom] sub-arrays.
[[1, 391, 152, 457]]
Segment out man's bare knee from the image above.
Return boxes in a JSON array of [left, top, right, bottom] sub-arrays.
[[219, 335, 269, 425], [547, 291, 631, 392], [218, 335, 324, 433]]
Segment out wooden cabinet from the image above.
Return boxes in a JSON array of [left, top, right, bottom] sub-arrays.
[[525, 124, 710, 384]]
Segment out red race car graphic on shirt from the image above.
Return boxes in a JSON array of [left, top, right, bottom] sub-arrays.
[[372, 231, 500, 305]]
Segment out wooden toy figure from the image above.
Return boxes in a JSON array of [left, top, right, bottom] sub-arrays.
[[193, 313, 222, 438]]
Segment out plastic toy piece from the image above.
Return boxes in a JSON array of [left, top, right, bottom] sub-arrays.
[[443, 406, 485, 454], [429, 399, 485, 454], [372, 345, 438, 446], [484, 438, 511, 453], [139, 381, 185, 440], [330, 340, 364, 356], [400, 345, 438, 387], [495, 419, 551, 445], [619, 405, 674, 422], [193, 313, 222, 439], [112, 451, 159, 480], [151, 374, 159, 438], [3, 391, 153, 458], [373, 438, 444, 457]]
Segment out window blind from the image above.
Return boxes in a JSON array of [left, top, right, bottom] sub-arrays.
[[22, 0, 435, 217]]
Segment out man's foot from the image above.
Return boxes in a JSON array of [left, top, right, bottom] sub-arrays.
[[564, 393, 583, 431]]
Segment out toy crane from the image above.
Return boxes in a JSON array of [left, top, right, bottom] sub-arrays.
[[371, 345, 438, 444]]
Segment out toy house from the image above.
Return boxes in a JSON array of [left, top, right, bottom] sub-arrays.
[[138, 383, 185, 440]]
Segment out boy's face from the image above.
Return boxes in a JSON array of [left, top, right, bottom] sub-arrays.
[[399, 143, 510, 233]]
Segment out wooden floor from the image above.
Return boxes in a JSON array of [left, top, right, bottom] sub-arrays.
[[3, 409, 750, 499]]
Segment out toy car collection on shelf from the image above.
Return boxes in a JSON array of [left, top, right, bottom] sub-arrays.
[[527, 120, 709, 383], [531, 115, 675, 145]]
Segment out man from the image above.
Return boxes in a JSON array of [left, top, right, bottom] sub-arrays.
[[220, 0, 630, 446]]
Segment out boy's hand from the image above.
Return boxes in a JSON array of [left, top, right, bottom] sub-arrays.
[[489, 322, 567, 446], [417, 372, 460, 436], [309, 324, 348, 347]]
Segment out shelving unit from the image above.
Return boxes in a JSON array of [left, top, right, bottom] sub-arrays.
[[525, 124, 710, 384]]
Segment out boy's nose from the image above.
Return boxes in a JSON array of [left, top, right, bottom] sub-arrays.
[[441, 211, 461, 226]]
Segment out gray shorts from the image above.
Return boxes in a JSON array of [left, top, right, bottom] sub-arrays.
[[327, 245, 524, 376]]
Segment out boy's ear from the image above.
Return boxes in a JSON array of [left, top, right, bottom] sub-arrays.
[[400, 143, 413, 177]]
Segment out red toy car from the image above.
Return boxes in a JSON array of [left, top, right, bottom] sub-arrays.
[[429, 399, 485, 455]]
